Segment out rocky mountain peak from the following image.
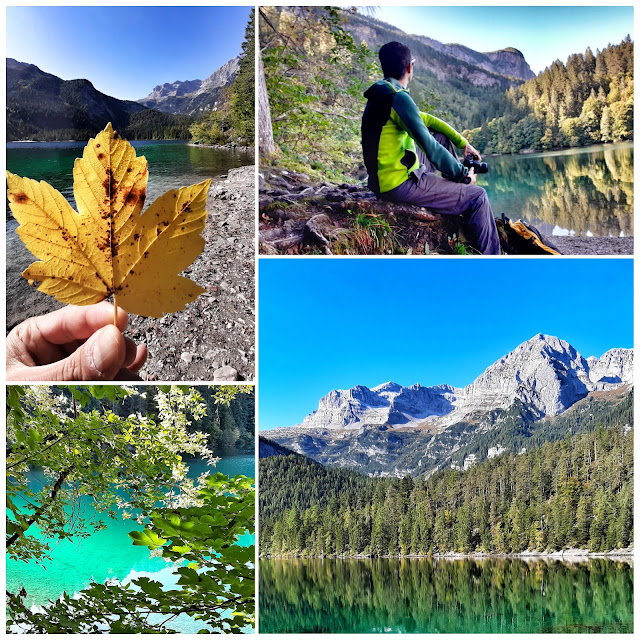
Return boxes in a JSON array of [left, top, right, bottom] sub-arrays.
[[371, 381, 403, 394], [292, 336, 632, 431], [137, 56, 239, 116]]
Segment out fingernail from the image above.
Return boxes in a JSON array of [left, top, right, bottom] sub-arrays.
[[89, 330, 110, 374]]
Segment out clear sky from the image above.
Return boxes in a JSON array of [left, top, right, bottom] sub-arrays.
[[259, 259, 633, 430], [6, 6, 252, 101], [370, 6, 634, 74]]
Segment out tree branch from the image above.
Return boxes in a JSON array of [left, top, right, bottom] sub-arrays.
[[6, 465, 73, 548]]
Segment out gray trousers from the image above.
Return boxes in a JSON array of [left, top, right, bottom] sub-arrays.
[[380, 132, 500, 255]]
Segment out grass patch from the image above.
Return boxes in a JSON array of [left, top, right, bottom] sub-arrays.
[[334, 212, 405, 255]]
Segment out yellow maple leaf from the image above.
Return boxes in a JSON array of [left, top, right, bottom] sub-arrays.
[[7, 123, 211, 318]]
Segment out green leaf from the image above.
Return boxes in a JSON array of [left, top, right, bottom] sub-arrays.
[[128, 529, 167, 550]]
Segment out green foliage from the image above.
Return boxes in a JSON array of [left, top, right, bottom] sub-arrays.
[[9, 473, 255, 633], [230, 9, 256, 142], [260, 6, 379, 180], [350, 213, 399, 254], [260, 420, 633, 556], [466, 37, 634, 154], [6, 385, 255, 633], [190, 10, 255, 147]]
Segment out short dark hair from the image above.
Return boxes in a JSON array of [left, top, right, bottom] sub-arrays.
[[379, 41, 412, 80]]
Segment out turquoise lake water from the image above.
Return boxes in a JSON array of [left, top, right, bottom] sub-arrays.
[[7, 455, 255, 633], [6, 139, 252, 219]]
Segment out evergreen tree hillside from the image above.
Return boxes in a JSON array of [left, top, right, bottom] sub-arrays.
[[6, 59, 193, 142], [465, 37, 633, 153], [190, 10, 255, 147], [260, 416, 633, 556]]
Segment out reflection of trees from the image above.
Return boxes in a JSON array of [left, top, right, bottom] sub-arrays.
[[260, 558, 633, 633], [485, 146, 633, 236]]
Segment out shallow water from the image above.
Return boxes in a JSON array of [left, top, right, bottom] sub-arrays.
[[7, 456, 255, 633], [6, 139, 252, 219]]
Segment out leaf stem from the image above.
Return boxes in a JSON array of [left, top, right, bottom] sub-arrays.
[[113, 296, 118, 326]]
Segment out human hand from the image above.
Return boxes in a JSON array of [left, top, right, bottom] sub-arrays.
[[464, 143, 482, 161], [7, 302, 148, 381], [466, 167, 477, 185]]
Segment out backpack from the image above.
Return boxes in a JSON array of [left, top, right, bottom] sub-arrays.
[[495, 213, 562, 255]]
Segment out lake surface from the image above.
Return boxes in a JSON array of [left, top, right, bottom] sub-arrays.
[[6, 139, 252, 219], [7, 455, 255, 634], [259, 557, 633, 633], [478, 142, 633, 237]]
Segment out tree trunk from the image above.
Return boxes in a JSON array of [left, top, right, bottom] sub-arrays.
[[258, 48, 275, 160]]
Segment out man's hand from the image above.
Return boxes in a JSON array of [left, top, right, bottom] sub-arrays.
[[464, 142, 482, 161], [466, 167, 477, 185], [7, 302, 148, 381]]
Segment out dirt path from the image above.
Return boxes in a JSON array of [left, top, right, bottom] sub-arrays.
[[6, 166, 255, 381]]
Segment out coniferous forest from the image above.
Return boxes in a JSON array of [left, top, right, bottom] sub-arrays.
[[466, 38, 634, 154], [190, 10, 255, 147], [260, 423, 633, 557]]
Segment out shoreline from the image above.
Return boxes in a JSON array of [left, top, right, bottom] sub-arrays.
[[484, 139, 634, 158], [8, 137, 190, 144], [188, 142, 254, 154], [262, 548, 634, 560]]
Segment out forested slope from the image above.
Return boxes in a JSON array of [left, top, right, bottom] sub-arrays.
[[465, 38, 633, 153], [260, 421, 633, 556]]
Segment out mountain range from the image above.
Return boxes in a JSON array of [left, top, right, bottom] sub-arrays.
[[6, 56, 238, 141], [137, 56, 240, 115], [264, 334, 633, 477], [344, 11, 535, 88]]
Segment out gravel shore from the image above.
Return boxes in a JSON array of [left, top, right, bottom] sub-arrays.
[[552, 235, 633, 255], [6, 166, 255, 382]]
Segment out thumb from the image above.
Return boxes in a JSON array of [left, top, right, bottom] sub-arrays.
[[36, 325, 127, 381]]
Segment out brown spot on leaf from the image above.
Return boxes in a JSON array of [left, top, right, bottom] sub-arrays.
[[97, 153, 105, 160], [134, 233, 140, 241], [102, 168, 117, 201], [12, 192, 29, 204]]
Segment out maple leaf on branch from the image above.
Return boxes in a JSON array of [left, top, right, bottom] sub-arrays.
[[6, 123, 211, 318]]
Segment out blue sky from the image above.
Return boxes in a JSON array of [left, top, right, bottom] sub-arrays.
[[370, 6, 633, 74], [6, 6, 252, 100], [259, 259, 633, 430]]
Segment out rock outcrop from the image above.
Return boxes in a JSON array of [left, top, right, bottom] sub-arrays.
[[280, 335, 633, 431], [259, 169, 463, 255], [342, 11, 534, 89]]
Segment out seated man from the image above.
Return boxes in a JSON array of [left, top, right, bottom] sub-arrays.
[[361, 41, 500, 255]]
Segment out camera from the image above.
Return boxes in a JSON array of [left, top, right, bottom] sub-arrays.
[[463, 153, 488, 174]]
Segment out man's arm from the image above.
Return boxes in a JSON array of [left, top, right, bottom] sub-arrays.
[[420, 112, 467, 149], [390, 91, 468, 182]]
